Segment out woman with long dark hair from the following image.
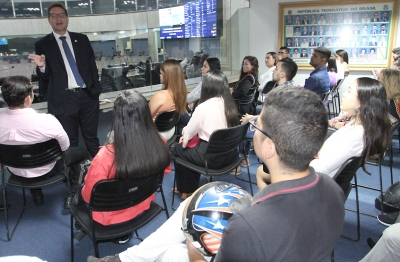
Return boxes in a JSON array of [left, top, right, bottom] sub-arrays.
[[327, 53, 338, 86], [149, 59, 187, 139], [174, 70, 239, 198], [379, 68, 400, 121], [336, 49, 349, 79], [82, 91, 171, 227], [231, 56, 259, 115], [310, 77, 391, 177]]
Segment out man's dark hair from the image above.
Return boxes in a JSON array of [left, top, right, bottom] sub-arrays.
[[314, 47, 331, 61], [279, 46, 290, 54], [392, 47, 400, 55], [1, 75, 33, 108], [279, 58, 298, 81], [261, 86, 328, 171], [48, 2, 68, 17]]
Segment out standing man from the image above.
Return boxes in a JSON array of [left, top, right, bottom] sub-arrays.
[[28, 2, 101, 158], [304, 47, 330, 95]]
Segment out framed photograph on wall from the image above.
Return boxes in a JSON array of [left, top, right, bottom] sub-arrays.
[[279, 0, 398, 70]]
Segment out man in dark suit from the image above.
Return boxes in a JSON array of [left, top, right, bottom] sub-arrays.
[[371, 12, 380, 22], [300, 49, 308, 57], [302, 15, 309, 25], [28, 2, 101, 158]]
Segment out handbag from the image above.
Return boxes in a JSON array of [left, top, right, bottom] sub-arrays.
[[72, 160, 92, 206], [186, 135, 200, 148]]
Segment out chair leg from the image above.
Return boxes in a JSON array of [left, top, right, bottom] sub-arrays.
[[94, 241, 100, 258], [2, 182, 27, 241], [159, 185, 170, 219], [331, 249, 334, 262], [342, 176, 361, 242], [171, 172, 177, 211], [135, 231, 143, 241], [71, 214, 74, 262], [379, 161, 384, 216], [245, 161, 253, 196]]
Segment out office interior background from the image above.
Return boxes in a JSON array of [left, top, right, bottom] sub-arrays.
[[0, 0, 398, 95]]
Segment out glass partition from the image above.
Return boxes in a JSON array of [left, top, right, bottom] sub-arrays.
[[0, 0, 250, 102]]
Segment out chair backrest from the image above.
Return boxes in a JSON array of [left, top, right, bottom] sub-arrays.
[[155, 111, 180, 132], [0, 139, 63, 169], [333, 156, 362, 198], [206, 123, 250, 156], [89, 171, 163, 212], [319, 91, 330, 102]]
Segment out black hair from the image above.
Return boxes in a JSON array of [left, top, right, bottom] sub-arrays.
[[279, 46, 290, 54], [239, 56, 259, 81], [355, 78, 391, 174], [279, 58, 298, 81], [47, 2, 68, 17], [267, 52, 277, 66], [1, 75, 33, 108], [205, 57, 221, 71], [261, 86, 328, 171], [327, 53, 337, 73], [199, 70, 239, 127], [110, 90, 171, 180], [336, 49, 349, 64], [314, 47, 331, 61]]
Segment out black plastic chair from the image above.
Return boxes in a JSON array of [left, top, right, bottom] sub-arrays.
[[155, 111, 180, 148], [360, 121, 400, 214], [171, 123, 253, 210], [328, 79, 344, 118], [70, 171, 169, 261], [0, 139, 66, 241], [332, 156, 362, 242]]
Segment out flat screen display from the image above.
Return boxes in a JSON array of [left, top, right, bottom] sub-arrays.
[[159, 0, 219, 39], [0, 38, 8, 46]]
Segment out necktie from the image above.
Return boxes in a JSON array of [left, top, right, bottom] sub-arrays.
[[59, 36, 84, 87]]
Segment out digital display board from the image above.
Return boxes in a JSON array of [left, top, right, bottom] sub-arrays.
[[159, 0, 218, 39]]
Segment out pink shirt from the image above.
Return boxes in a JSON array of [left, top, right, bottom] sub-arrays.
[[81, 144, 155, 226], [182, 97, 227, 147], [0, 108, 69, 178]]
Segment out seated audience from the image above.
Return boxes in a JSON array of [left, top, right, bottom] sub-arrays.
[[89, 86, 345, 262], [304, 47, 331, 95], [257, 52, 277, 103], [327, 53, 338, 86], [0, 76, 89, 208], [81, 91, 170, 238], [149, 59, 187, 140], [277, 46, 290, 61], [310, 78, 391, 177], [231, 56, 259, 115], [180, 57, 220, 127], [336, 49, 350, 78], [239, 57, 298, 171], [174, 70, 239, 199], [379, 68, 400, 121]]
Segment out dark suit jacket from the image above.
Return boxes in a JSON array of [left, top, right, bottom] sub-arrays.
[[309, 31, 318, 36], [302, 20, 309, 25], [317, 42, 325, 47], [309, 42, 317, 47], [35, 31, 101, 115], [300, 54, 308, 57]]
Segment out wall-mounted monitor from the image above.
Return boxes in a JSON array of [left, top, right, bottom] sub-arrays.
[[159, 0, 221, 39], [0, 38, 8, 46]]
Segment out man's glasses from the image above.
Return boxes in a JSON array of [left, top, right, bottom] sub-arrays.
[[49, 13, 67, 19], [249, 118, 279, 155], [278, 52, 286, 55]]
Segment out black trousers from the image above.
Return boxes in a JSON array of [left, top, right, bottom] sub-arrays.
[[56, 89, 100, 158], [30, 147, 90, 196], [174, 141, 238, 193]]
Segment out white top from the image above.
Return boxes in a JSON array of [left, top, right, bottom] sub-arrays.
[[336, 61, 345, 80], [181, 97, 226, 147], [258, 66, 275, 102], [0, 108, 69, 178], [310, 124, 364, 178]]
